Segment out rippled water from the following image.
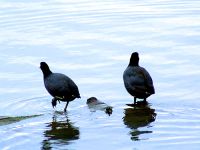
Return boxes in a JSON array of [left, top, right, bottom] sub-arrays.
[[0, 0, 200, 149]]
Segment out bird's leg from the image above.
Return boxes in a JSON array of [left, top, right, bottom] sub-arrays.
[[64, 101, 69, 112], [134, 97, 136, 104]]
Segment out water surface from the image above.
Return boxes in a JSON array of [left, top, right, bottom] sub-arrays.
[[0, 0, 200, 149]]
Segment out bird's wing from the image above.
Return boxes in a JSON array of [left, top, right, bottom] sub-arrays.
[[123, 66, 155, 94], [139, 67, 155, 94], [44, 73, 70, 96], [123, 66, 145, 91], [67, 77, 80, 98]]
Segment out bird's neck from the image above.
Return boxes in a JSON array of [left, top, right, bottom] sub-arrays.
[[42, 69, 52, 78], [129, 56, 139, 66], [129, 61, 139, 66]]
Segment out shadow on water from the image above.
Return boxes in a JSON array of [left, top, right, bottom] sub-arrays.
[[0, 115, 41, 126], [123, 102, 156, 141], [41, 112, 80, 150]]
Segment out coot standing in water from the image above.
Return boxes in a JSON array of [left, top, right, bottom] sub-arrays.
[[123, 52, 155, 104], [40, 62, 81, 112]]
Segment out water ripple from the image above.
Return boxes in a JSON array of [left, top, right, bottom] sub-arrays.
[[0, 0, 200, 149]]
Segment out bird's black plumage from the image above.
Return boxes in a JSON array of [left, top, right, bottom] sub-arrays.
[[123, 52, 155, 104], [40, 62, 80, 112]]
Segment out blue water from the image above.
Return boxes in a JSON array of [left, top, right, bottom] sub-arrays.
[[0, 0, 200, 149]]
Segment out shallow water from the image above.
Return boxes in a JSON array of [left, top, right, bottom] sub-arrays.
[[0, 0, 200, 149]]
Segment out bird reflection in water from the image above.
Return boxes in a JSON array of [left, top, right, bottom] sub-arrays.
[[41, 112, 80, 150], [123, 102, 156, 141], [87, 97, 113, 116]]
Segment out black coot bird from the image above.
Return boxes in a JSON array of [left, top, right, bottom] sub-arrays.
[[123, 52, 155, 104], [40, 62, 81, 112]]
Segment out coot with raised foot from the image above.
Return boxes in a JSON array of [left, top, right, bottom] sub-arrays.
[[40, 62, 81, 112], [123, 52, 155, 104]]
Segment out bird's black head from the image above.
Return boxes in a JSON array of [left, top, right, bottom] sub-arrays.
[[129, 52, 139, 66], [87, 97, 98, 104], [40, 62, 52, 78]]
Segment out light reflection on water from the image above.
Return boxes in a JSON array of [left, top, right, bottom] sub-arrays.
[[0, 0, 200, 149], [42, 112, 80, 150], [123, 103, 156, 141]]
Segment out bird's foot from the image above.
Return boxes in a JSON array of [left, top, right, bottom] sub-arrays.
[[126, 100, 148, 107], [52, 98, 57, 108], [126, 103, 137, 107], [136, 100, 148, 106]]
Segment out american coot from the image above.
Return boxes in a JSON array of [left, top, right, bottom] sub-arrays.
[[40, 62, 81, 112], [123, 52, 155, 104]]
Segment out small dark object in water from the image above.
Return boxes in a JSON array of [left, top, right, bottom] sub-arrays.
[[40, 62, 81, 112], [123, 52, 155, 104], [87, 97, 113, 116], [105, 107, 113, 116], [87, 97, 104, 105]]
